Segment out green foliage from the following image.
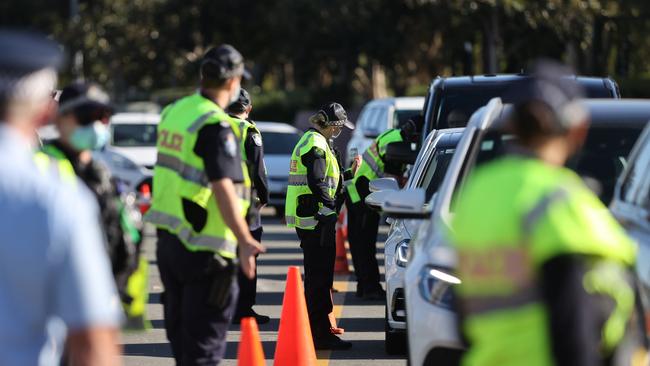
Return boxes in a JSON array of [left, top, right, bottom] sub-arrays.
[[5, 0, 650, 120]]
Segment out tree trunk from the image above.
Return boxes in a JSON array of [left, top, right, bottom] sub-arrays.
[[371, 61, 388, 99]]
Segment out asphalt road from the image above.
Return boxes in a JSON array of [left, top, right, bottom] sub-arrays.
[[121, 212, 406, 366]]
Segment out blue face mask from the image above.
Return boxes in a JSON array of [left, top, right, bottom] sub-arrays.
[[70, 121, 110, 151]]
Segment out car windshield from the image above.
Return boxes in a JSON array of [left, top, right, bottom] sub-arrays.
[[433, 81, 613, 130], [417, 147, 456, 201], [261, 131, 301, 155], [394, 109, 422, 128], [111, 124, 157, 147], [452, 125, 643, 209], [567, 126, 643, 204]]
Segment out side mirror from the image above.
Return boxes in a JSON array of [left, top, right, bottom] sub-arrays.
[[369, 177, 399, 192], [385, 141, 418, 165], [382, 188, 431, 219], [365, 190, 393, 212]]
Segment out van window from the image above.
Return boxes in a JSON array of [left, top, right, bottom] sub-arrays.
[[364, 107, 388, 136]]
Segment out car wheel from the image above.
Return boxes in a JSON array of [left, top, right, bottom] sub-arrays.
[[385, 306, 407, 355]]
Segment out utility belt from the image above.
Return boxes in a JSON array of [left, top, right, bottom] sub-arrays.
[[206, 254, 238, 309]]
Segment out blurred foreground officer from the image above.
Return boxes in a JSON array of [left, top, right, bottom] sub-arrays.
[[227, 89, 271, 324], [42, 82, 142, 325], [450, 61, 642, 366], [146, 44, 264, 365], [285, 103, 359, 350], [345, 119, 421, 299], [0, 31, 121, 366]]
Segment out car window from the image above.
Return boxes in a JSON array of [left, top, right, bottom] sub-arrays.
[[111, 124, 157, 147], [567, 126, 643, 204], [393, 109, 421, 129], [416, 147, 456, 201], [260, 131, 301, 155], [619, 126, 650, 205]]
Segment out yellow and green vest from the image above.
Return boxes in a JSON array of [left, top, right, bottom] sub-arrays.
[[285, 130, 340, 230], [450, 156, 637, 366], [34, 144, 77, 185], [146, 93, 251, 258], [347, 128, 403, 203]]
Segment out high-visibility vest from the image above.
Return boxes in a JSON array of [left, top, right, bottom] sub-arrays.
[[450, 156, 637, 366], [347, 128, 403, 203], [285, 130, 340, 230], [34, 144, 77, 185], [146, 93, 251, 258]]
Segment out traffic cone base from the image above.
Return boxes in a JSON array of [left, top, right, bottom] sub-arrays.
[[274, 266, 317, 366]]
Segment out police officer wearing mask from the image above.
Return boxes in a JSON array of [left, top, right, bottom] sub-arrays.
[[226, 88, 271, 324], [345, 117, 422, 300], [285, 102, 361, 350], [43, 82, 139, 308], [147, 44, 265, 365], [449, 61, 641, 366]]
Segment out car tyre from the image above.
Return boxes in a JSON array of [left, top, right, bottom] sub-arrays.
[[385, 306, 407, 355]]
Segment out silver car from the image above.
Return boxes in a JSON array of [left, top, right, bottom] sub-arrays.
[[257, 122, 302, 216]]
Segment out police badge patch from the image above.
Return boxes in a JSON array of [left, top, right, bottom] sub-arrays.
[[252, 133, 263, 147], [224, 132, 237, 157]]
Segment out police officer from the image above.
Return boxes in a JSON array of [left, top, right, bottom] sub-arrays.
[[345, 119, 421, 299], [449, 61, 641, 366], [42, 83, 141, 317], [285, 102, 360, 350], [0, 30, 120, 366], [226, 88, 271, 324], [147, 44, 265, 364]]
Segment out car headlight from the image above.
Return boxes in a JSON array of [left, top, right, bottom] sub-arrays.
[[395, 239, 410, 267], [418, 265, 461, 309]]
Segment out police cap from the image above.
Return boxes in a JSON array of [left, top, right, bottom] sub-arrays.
[[0, 30, 62, 102], [309, 102, 355, 130], [58, 82, 112, 125], [507, 60, 588, 132], [200, 44, 251, 81]]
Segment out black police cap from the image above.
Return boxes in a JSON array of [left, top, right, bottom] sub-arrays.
[[506, 60, 587, 131], [58, 82, 113, 125], [201, 44, 251, 81], [227, 88, 252, 114], [309, 102, 355, 130], [0, 30, 63, 74]]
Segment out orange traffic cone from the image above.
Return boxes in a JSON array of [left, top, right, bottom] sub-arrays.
[[237, 317, 265, 366], [334, 207, 350, 274], [273, 266, 317, 366]]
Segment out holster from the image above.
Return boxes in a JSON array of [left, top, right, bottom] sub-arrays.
[[206, 255, 237, 309]]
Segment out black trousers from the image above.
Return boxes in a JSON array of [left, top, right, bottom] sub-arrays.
[[234, 227, 262, 316], [297, 222, 336, 339], [346, 200, 382, 293], [156, 229, 238, 366]]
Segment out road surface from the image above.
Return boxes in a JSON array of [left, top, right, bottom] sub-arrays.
[[122, 212, 406, 366]]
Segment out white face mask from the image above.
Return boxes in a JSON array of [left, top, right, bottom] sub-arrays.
[[230, 83, 241, 104]]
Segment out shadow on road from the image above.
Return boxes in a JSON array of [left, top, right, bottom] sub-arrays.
[[123, 342, 173, 358]]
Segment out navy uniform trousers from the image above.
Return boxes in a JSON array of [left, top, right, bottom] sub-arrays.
[[156, 229, 238, 366]]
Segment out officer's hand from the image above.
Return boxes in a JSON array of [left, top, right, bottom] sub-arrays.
[[239, 238, 265, 279], [351, 154, 362, 175]]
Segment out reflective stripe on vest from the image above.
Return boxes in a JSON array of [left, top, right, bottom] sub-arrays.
[[285, 215, 318, 228], [146, 210, 237, 253], [287, 174, 338, 189], [156, 152, 209, 187]]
